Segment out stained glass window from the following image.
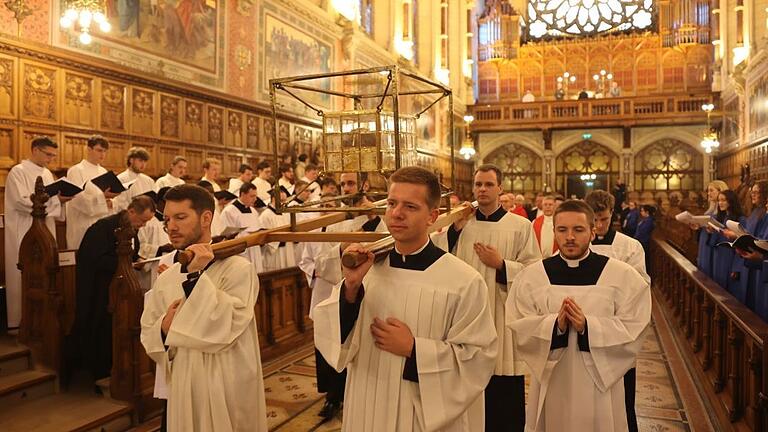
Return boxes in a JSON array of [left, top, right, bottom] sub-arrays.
[[525, 0, 654, 40]]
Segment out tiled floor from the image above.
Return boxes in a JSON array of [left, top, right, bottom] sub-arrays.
[[265, 301, 709, 431]]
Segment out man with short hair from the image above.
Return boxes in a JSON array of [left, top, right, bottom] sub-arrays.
[[252, 160, 273, 207], [314, 166, 497, 431], [5, 136, 67, 328], [584, 190, 649, 432], [300, 163, 321, 202], [155, 156, 187, 190], [116, 146, 157, 211], [278, 163, 295, 196], [528, 192, 544, 221], [533, 196, 558, 258], [448, 164, 541, 432], [219, 182, 264, 273], [200, 158, 222, 192], [511, 194, 528, 218], [508, 200, 650, 432], [71, 196, 156, 381], [66, 135, 121, 249], [228, 163, 254, 195], [319, 177, 338, 206], [140, 184, 267, 432], [499, 193, 513, 211]]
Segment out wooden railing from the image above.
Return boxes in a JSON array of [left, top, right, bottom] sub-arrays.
[[652, 236, 768, 431], [470, 94, 715, 131]]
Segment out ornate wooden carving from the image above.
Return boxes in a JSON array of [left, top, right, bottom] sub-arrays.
[[0, 56, 15, 118], [131, 89, 155, 136], [227, 110, 244, 148], [63, 72, 93, 127], [207, 105, 223, 145], [100, 81, 126, 131], [22, 62, 56, 122], [160, 94, 180, 138], [18, 177, 63, 372], [183, 100, 204, 143], [246, 114, 259, 149]]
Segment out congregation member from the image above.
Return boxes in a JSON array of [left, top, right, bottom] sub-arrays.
[[727, 181, 768, 310], [528, 193, 544, 221], [66, 135, 120, 249], [691, 180, 729, 278], [633, 205, 656, 271], [155, 156, 187, 190], [622, 201, 640, 236], [227, 163, 254, 194], [447, 164, 540, 432], [508, 200, 651, 432], [200, 158, 222, 192], [141, 185, 267, 431], [511, 194, 528, 218], [707, 190, 744, 292], [313, 167, 497, 431], [253, 160, 273, 207], [278, 163, 295, 196], [532, 196, 558, 258], [584, 190, 649, 432], [299, 163, 322, 202], [71, 196, 156, 382], [219, 183, 264, 273], [116, 147, 157, 210], [499, 193, 513, 211], [4, 136, 67, 328]]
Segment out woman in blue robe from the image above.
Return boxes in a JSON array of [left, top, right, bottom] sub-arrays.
[[728, 181, 768, 311], [709, 190, 744, 291], [693, 180, 729, 278]]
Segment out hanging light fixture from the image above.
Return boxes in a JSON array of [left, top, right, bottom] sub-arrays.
[[460, 114, 476, 160], [59, 0, 111, 45], [700, 103, 720, 154]]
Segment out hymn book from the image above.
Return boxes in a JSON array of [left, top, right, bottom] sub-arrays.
[[44, 177, 83, 197]]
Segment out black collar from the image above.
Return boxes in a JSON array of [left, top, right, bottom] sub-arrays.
[[476, 206, 506, 222], [362, 216, 381, 232], [294, 198, 304, 204], [267, 205, 278, 214], [232, 200, 252, 214], [592, 229, 617, 245], [155, 211, 164, 222], [388, 240, 446, 271], [543, 252, 609, 285]]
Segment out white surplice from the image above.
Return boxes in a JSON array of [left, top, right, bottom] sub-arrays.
[[4, 160, 62, 327], [259, 206, 295, 271], [278, 177, 295, 195], [155, 173, 185, 190], [136, 217, 170, 292], [65, 159, 112, 249], [252, 177, 272, 205], [219, 200, 264, 273], [313, 241, 497, 432], [115, 169, 157, 211], [140, 255, 267, 432], [452, 207, 541, 375], [299, 175, 321, 202], [228, 178, 244, 194], [200, 176, 221, 192], [590, 229, 650, 284], [507, 252, 651, 432]]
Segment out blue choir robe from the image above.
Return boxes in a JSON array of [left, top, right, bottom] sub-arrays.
[[730, 210, 768, 310], [710, 217, 745, 292], [696, 228, 715, 278]]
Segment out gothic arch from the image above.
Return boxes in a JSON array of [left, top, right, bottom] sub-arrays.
[[555, 140, 620, 196], [483, 143, 543, 193], [633, 138, 703, 191]]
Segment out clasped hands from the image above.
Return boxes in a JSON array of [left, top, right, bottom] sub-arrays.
[[371, 317, 414, 358], [557, 297, 586, 334]]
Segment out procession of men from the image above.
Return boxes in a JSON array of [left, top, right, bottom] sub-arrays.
[[5, 135, 650, 432]]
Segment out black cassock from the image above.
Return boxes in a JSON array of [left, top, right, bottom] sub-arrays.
[[68, 211, 139, 381]]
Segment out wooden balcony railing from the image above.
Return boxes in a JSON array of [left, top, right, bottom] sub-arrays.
[[652, 236, 768, 431], [471, 94, 714, 131]]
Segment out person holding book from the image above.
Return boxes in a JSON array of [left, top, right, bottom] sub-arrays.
[[65, 135, 121, 249], [116, 147, 157, 211], [707, 190, 744, 292], [691, 180, 729, 279], [723, 181, 768, 310], [4, 136, 70, 328]]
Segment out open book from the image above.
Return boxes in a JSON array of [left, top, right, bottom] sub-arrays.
[[44, 177, 83, 197], [91, 171, 134, 193], [717, 220, 768, 253], [675, 210, 711, 227]]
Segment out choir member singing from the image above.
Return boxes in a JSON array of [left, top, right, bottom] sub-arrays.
[[447, 164, 541, 432], [155, 156, 187, 190], [278, 163, 295, 196], [219, 182, 264, 273], [314, 167, 497, 431], [252, 161, 273, 207], [508, 200, 651, 432], [200, 158, 222, 192], [140, 184, 267, 432], [227, 163, 253, 194], [116, 146, 157, 211]]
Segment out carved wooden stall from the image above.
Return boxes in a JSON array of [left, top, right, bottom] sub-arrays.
[[652, 236, 768, 431]]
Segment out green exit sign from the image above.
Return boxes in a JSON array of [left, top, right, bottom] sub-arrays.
[[582, 133, 592, 140]]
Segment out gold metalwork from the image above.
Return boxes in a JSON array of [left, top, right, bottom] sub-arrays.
[[4, 0, 33, 36]]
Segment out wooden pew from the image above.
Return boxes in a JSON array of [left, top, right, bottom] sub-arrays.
[[652, 235, 768, 431]]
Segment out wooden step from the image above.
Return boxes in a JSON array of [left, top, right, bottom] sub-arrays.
[[0, 369, 56, 407], [126, 416, 161, 432], [0, 392, 133, 432], [0, 338, 30, 377]]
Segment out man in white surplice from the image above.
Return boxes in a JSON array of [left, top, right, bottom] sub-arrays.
[[140, 184, 267, 432], [507, 200, 651, 432], [116, 147, 157, 211], [447, 164, 541, 432], [219, 182, 264, 273], [4, 137, 68, 328], [200, 157, 222, 192], [252, 161, 273, 208], [155, 156, 187, 190], [585, 189, 650, 432], [314, 167, 497, 432], [227, 163, 254, 194], [65, 135, 120, 249]]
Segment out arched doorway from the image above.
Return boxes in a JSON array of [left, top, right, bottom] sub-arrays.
[[483, 143, 543, 194], [556, 140, 619, 198], [633, 139, 703, 192]]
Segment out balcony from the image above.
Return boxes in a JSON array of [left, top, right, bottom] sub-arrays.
[[469, 94, 715, 131]]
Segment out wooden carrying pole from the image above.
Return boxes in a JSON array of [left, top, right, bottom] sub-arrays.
[[340, 202, 476, 268]]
